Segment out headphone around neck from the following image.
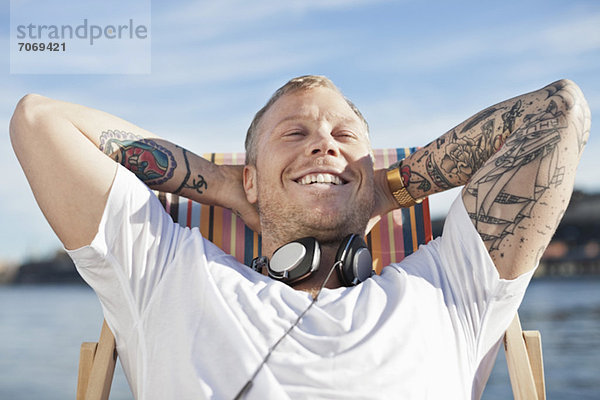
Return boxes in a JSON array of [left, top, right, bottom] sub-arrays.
[[251, 234, 374, 287], [237, 234, 374, 399]]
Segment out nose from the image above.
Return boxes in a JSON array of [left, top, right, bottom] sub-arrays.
[[308, 130, 339, 157]]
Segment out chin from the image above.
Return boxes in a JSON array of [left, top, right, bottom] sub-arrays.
[[257, 191, 373, 244], [302, 213, 368, 241]]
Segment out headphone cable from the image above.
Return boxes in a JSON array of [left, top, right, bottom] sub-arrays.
[[233, 260, 342, 400]]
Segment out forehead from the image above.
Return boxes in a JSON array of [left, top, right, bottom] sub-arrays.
[[258, 87, 367, 135]]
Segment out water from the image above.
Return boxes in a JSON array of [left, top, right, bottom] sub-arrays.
[[0, 285, 132, 400], [484, 277, 600, 400], [1, 278, 599, 400]]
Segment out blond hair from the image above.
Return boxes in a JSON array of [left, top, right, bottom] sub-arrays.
[[245, 75, 369, 165]]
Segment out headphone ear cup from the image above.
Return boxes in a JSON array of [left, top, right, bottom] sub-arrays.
[[335, 234, 373, 286], [267, 237, 320, 283]]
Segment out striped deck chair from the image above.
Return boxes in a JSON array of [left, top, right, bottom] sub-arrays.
[[76, 149, 544, 400]]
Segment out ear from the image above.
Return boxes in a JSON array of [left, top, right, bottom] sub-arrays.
[[243, 165, 258, 204]]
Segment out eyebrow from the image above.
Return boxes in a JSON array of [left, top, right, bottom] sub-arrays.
[[274, 112, 362, 129]]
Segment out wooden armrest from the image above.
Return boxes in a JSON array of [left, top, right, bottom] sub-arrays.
[[504, 313, 546, 400], [77, 342, 98, 400], [523, 330, 546, 400], [77, 320, 117, 400]]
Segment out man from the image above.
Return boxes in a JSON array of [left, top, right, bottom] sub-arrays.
[[10, 76, 590, 399]]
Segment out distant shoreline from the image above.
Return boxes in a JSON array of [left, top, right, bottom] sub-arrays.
[[2, 250, 600, 286], [3, 190, 598, 285]]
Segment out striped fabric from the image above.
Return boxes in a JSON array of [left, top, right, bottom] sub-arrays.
[[155, 149, 432, 273]]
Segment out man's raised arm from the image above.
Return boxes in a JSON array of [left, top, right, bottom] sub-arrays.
[[387, 79, 590, 279], [10, 94, 258, 250]]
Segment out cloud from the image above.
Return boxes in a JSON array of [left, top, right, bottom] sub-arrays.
[[159, 0, 390, 38], [122, 0, 392, 89], [367, 11, 600, 77], [535, 13, 600, 55], [127, 37, 320, 87]]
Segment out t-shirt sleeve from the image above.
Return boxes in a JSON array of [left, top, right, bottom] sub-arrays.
[[66, 165, 190, 341], [442, 195, 534, 354], [397, 194, 534, 367]]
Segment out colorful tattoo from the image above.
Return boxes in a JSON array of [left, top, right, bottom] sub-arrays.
[[100, 130, 176, 186]]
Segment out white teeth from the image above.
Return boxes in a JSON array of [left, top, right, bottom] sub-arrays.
[[297, 173, 343, 185]]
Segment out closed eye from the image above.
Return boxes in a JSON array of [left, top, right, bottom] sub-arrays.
[[334, 130, 358, 140], [282, 130, 305, 139]]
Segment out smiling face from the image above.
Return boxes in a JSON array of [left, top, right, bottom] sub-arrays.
[[244, 86, 375, 255]]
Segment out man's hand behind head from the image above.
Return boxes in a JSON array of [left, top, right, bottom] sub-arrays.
[[220, 164, 260, 233]]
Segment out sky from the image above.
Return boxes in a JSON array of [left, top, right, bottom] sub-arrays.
[[0, 0, 599, 263]]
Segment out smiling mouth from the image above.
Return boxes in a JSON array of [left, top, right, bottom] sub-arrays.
[[296, 173, 347, 186]]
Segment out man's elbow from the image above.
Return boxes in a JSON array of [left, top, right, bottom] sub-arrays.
[[547, 79, 591, 153], [565, 79, 592, 137], [566, 80, 591, 151], [9, 94, 52, 153], [551, 79, 590, 115]]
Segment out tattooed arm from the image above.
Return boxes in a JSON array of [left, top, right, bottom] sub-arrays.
[[96, 131, 258, 232], [388, 80, 590, 278], [10, 95, 258, 250]]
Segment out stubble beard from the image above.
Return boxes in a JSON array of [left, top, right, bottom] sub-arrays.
[[256, 179, 375, 254]]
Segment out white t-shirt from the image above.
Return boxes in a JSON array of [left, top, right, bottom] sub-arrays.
[[68, 165, 534, 400]]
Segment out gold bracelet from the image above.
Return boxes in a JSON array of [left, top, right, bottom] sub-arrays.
[[386, 164, 422, 208]]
